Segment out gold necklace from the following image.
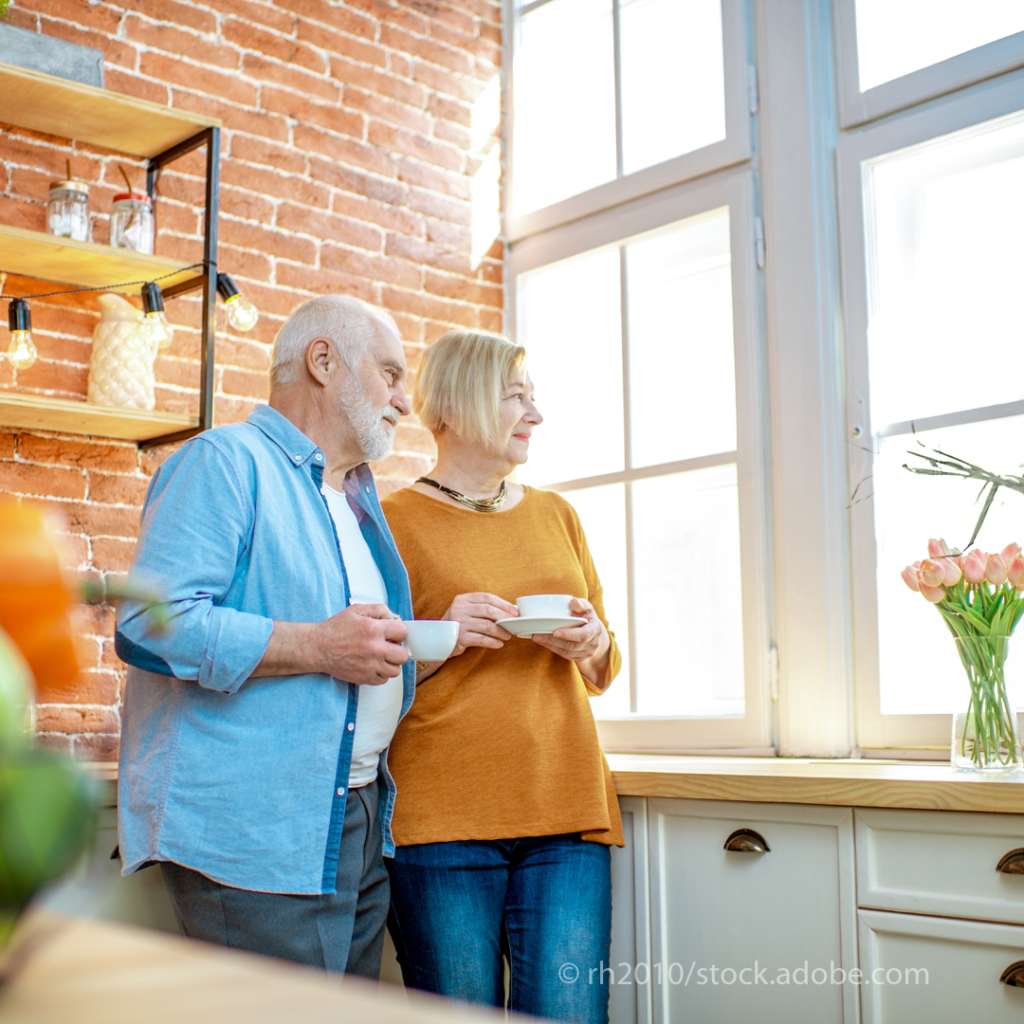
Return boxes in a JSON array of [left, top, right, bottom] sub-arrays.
[[417, 476, 508, 512]]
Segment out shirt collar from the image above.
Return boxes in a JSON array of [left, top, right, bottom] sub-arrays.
[[246, 405, 372, 483], [247, 404, 324, 468]]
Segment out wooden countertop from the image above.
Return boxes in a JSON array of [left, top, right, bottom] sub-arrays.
[[87, 756, 1024, 815], [606, 754, 1024, 814], [0, 912, 506, 1024]]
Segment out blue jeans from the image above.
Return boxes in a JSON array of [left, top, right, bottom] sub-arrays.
[[387, 834, 611, 1024]]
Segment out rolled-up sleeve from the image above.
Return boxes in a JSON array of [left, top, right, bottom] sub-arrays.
[[115, 437, 275, 694]]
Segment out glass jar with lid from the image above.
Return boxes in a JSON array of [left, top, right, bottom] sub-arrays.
[[47, 179, 91, 242], [110, 192, 154, 255]]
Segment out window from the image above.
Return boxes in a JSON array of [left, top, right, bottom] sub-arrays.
[[506, 0, 1024, 756], [508, 0, 750, 240], [836, 0, 1024, 127], [506, 0, 767, 752], [507, 173, 769, 749], [840, 48, 1024, 750]]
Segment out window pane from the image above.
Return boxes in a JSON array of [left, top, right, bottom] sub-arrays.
[[626, 210, 735, 467], [516, 248, 624, 486], [865, 115, 1024, 432], [563, 483, 632, 718], [512, 0, 617, 216], [872, 417, 1024, 715], [855, 0, 1024, 91], [619, 0, 726, 175], [632, 466, 744, 716]]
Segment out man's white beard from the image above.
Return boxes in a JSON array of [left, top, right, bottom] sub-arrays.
[[338, 380, 398, 462]]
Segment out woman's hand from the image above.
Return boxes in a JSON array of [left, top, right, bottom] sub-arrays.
[[530, 597, 612, 687], [415, 592, 518, 685], [444, 592, 519, 657]]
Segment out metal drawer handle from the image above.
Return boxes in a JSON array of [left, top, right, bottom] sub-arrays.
[[996, 849, 1024, 874], [1001, 962, 1024, 987], [724, 828, 771, 853]]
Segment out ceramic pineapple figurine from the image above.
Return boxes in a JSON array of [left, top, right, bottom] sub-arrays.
[[88, 293, 159, 410]]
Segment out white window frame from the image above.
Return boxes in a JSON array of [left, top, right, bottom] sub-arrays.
[[506, 0, 753, 244], [834, 0, 1024, 128], [838, 69, 1024, 752], [507, 169, 772, 753]]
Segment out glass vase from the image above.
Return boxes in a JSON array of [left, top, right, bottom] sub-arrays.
[[950, 635, 1023, 772]]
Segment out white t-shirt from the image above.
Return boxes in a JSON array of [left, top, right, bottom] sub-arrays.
[[321, 482, 404, 789]]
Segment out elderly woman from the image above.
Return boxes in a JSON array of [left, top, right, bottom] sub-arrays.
[[381, 330, 622, 1024]]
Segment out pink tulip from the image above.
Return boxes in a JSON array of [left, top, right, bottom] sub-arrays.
[[986, 554, 1008, 586], [928, 538, 952, 558], [1002, 542, 1021, 564], [939, 558, 962, 586], [920, 583, 946, 603], [963, 549, 988, 585], [901, 565, 921, 592], [919, 559, 946, 589], [1009, 554, 1024, 589]]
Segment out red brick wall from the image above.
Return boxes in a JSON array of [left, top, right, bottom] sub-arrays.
[[0, 0, 504, 758]]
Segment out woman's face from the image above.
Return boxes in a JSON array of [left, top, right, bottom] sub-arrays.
[[497, 374, 543, 464]]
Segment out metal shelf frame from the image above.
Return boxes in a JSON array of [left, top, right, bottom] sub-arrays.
[[142, 125, 221, 450]]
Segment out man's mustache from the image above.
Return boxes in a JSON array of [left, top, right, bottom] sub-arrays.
[[381, 406, 399, 426]]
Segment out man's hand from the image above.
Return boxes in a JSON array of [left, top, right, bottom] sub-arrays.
[[252, 604, 408, 685], [314, 603, 408, 684]]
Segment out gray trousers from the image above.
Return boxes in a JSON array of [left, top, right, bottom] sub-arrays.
[[160, 778, 388, 977]]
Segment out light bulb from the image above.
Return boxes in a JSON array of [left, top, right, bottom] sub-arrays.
[[6, 299, 36, 370], [225, 293, 259, 332], [7, 330, 36, 370], [142, 311, 173, 349]]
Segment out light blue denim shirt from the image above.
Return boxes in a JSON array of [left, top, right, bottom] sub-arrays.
[[115, 404, 415, 895]]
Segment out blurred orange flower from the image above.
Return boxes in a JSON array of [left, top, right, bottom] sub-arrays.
[[0, 501, 80, 701]]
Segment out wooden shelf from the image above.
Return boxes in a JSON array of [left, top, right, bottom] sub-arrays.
[[0, 392, 196, 442], [0, 60, 220, 157], [0, 224, 198, 293]]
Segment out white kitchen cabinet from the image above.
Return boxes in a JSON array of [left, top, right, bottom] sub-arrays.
[[859, 909, 1024, 1022], [644, 798, 859, 1024], [609, 797, 652, 1024]]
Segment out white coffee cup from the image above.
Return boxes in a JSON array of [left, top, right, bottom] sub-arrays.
[[402, 620, 459, 661], [516, 594, 574, 619]]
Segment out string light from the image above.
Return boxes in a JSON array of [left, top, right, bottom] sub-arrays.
[[6, 298, 37, 370], [217, 274, 259, 332], [140, 282, 173, 349], [3, 265, 259, 369]]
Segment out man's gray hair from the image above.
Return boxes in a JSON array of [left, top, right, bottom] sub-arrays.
[[269, 294, 399, 392]]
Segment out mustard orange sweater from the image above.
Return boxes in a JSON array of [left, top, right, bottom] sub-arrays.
[[381, 486, 624, 847]]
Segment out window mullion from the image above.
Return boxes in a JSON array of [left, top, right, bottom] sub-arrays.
[[612, 0, 624, 180], [619, 245, 636, 711]]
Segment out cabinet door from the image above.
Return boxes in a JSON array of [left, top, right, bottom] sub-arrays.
[[859, 909, 1024, 1022], [648, 799, 857, 1024]]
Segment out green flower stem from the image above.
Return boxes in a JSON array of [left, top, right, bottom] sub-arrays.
[[934, 578, 1022, 768]]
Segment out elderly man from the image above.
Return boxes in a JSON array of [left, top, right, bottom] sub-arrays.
[[116, 294, 414, 977]]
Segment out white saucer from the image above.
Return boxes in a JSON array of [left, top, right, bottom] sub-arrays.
[[497, 616, 586, 638]]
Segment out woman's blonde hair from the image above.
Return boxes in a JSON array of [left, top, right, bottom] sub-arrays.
[[413, 330, 527, 452]]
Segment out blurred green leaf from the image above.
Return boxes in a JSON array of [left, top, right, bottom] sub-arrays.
[[0, 748, 98, 912], [0, 629, 32, 748]]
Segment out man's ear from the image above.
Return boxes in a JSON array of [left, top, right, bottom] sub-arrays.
[[305, 338, 334, 388]]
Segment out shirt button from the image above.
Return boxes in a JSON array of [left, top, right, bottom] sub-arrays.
[[315, 453, 323, 461], [347, 722, 355, 732], [337, 787, 345, 797], [293, 454, 302, 462]]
